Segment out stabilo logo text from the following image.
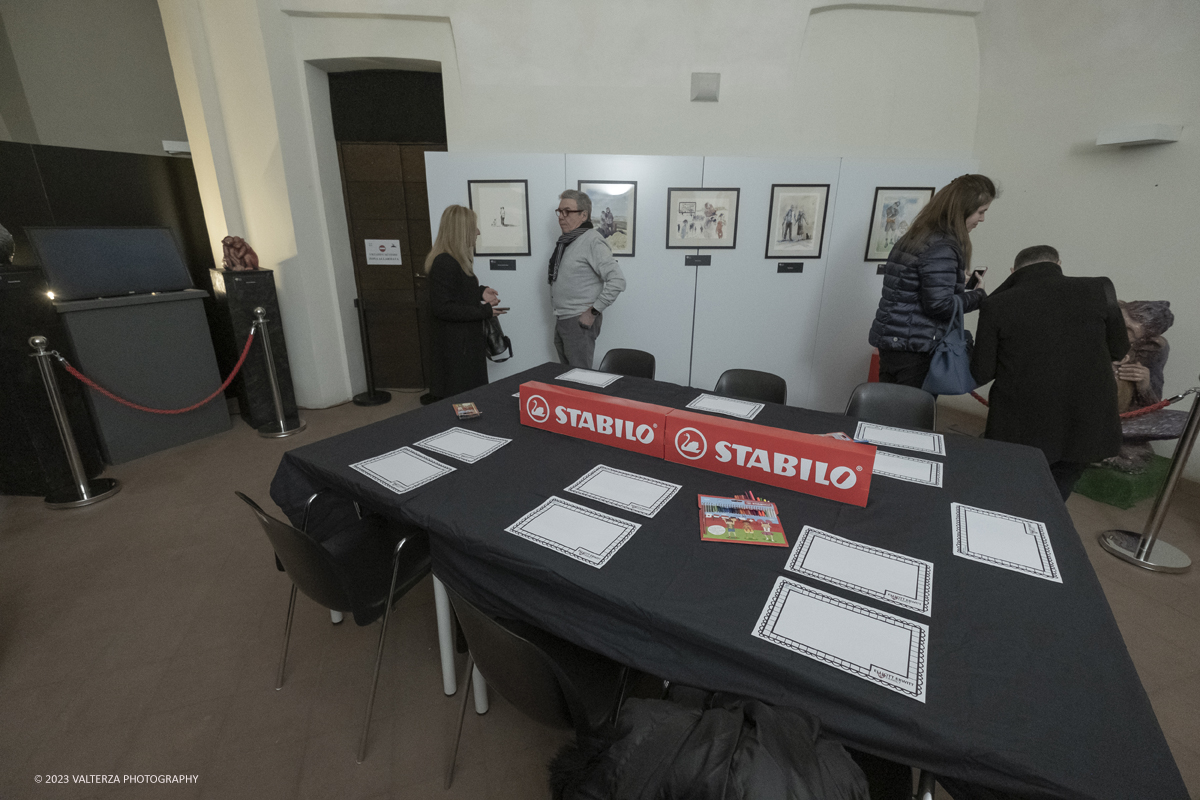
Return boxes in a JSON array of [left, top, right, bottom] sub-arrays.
[[713, 441, 858, 489], [553, 406, 655, 443]]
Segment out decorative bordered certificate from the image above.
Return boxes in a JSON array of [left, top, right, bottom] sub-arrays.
[[951, 503, 1062, 583], [564, 465, 681, 518], [556, 368, 622, 388], [853, 422, 946, 456], [784, 526, 932, 616], [505, 496, 641, 568], [350, 446, 455, 494], [684, 393, 765, 421], [752, 576, 929, 702], [414, 427, 511, 464], [872, 450, 943, 488]]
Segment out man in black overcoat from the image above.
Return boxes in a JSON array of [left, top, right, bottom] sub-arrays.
[[971, 245, 1130, 500]]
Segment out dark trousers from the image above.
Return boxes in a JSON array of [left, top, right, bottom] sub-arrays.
[[1049, 460, 1089, 502], [878, 350, 933, 389]]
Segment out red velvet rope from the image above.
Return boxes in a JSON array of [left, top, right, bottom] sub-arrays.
[[58, 331, 257, 415], [969, 390, 1175, 419]]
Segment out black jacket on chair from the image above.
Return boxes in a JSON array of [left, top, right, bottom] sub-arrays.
[[971, 262, 1130, 464], [429, 253, 492, 398], [869, 234, 986, 354]]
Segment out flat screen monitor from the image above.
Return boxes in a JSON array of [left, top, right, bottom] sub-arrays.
[[26, 226, 194, 301]]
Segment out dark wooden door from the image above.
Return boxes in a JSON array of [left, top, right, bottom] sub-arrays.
[[337, 142, 444, 389]]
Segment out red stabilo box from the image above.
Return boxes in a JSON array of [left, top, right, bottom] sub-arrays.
[[663, 410, 876, 507], [519, 382, 670, 459]]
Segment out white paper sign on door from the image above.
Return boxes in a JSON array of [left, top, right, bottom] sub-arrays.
[[365, 239, 402, 265]]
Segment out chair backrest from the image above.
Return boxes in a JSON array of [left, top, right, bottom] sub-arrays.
[[714, 369, 787, 405], [598, 348, 656, 380], [845, 382, 937, 431], [445, 584, 577, 732], [235, 491, 354, 613]]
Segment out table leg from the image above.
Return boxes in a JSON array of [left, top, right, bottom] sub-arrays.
[[432, 575, 456, 696], [472, 664, 489, 714]]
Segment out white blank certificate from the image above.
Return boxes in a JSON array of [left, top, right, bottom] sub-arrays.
[[854, 422, 946, 456], [415, 427, 511, 464], [685, 393, 764, 421], [785, 526, 932, 616], [506, 497, 640, 568], [951, 503, 1062, 583], [350, 446, 455, 494], [753, 577, 928, 702], [872, 450, 943, 488], [564, 465, 681, 518], [556, 368, 622, 388]]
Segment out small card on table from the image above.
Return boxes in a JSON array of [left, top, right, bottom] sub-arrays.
[[951, 503, 1061, 583], [785, 526, 932, 615], [350, 446, 455, 494], [685, 393, 764, 421], [854, 422, 945, 456], [505, 496, 640, 569], [556, 368, 622, 388], [453, 402, 482, 420], [872, 450, 943, 488], [564, 465, 681, 518], [414, 427, 511, 464]]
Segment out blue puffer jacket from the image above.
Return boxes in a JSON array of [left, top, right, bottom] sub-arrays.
[[868, 233, 986, 353]]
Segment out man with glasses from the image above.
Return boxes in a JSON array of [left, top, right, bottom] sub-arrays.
[[548, 190, 626, 369]]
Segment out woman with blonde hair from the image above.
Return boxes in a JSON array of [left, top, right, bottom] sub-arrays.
[[425, 204, 506, 401], [868, 174, 996, 388]]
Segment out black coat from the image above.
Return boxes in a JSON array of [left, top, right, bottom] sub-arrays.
[[971, 262, 1130, 464], [428, 253, 492, 398], [869, 234, 986, 353]]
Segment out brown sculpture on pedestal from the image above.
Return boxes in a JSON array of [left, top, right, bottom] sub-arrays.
[[221, 236, 260, 271]]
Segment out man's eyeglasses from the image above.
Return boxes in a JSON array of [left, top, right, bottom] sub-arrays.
[[555, 208, 585, 217]]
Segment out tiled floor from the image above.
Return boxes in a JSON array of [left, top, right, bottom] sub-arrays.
[[1, 399, 1197, 799]]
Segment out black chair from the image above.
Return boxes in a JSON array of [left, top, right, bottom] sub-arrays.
[[443, 583, 628, 788], [235, 491, 431, 763], [844, 382, 936, 431], [714, 368, 787, 405], [598, 348, 656, 379]]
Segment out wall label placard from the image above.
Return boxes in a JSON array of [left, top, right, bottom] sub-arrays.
[[684, 255, 712, 266], [365, 239, 401, 265], [777, 262, 804, 274], [489, 259, 516, 271]]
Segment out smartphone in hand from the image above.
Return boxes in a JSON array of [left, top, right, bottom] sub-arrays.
[[966, 267, 987, 290]]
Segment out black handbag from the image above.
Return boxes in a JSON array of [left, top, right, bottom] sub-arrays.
[[483, 316, 512, 362], [921, 294, 977, 395]]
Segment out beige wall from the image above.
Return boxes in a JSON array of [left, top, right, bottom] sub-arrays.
[[0, 0, 186, 155], [952, 0, 1200, 476]]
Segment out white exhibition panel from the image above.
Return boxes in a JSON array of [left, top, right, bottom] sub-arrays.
[[564, 154, 704, 386], [809, 157, 978, 412], [693, 157, 842, 408], [425, 152, 565, 382]]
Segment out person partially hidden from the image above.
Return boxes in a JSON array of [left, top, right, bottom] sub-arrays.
[[1105, 300, 1175, 473], [971, 245, 1130, 501]]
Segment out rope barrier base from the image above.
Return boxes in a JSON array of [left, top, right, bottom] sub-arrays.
[[1098, 529, 1192, 574], [45, 477, 121, 510], [258, 417, 307, 439]]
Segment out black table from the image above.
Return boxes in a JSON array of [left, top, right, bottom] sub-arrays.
[[271, 363, 1186, 800]]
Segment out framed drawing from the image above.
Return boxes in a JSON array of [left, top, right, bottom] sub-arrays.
[[468, 180, 531, 257], [666, 188, 740, 249], [864, 186, 933, 262], [765, 184, 830, 260], [578, 180, 637, 257]]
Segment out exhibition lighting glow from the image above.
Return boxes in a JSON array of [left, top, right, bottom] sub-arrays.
[[47, 291, 55, 299]]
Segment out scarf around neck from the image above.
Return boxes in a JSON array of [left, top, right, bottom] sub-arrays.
[[548, 219, 593, 284]]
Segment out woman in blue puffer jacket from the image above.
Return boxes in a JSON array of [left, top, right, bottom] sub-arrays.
[[868, 174, 996, 388]]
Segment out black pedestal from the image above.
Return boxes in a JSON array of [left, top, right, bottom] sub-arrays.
[[209, 268, 300, 429], [0, 269, 105, 496]]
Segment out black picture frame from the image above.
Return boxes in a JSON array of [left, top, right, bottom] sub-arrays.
[[468, 179, 531, 257], [764, 183, 831, 260], [577, 180, 637, 258], [665, 188, 740, 250]]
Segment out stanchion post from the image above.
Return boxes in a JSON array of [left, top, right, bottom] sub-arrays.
[[352, 298, 391, 407], [253, 307, 306, 438], [1098, 375, 1198, 574], [28, 336, 120, 509]]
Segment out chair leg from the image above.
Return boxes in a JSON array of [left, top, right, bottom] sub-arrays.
[[610, 666, 631, 724], [330, 610, 344, 624], [445, 653, 474, 789], [916, 770, 936, 800], [276, 584, 298, 690], [357, 539, 407, 764], [472, 664, 489, 714]]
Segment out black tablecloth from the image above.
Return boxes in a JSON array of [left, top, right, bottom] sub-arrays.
[[270, 363, 1186, 800]]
